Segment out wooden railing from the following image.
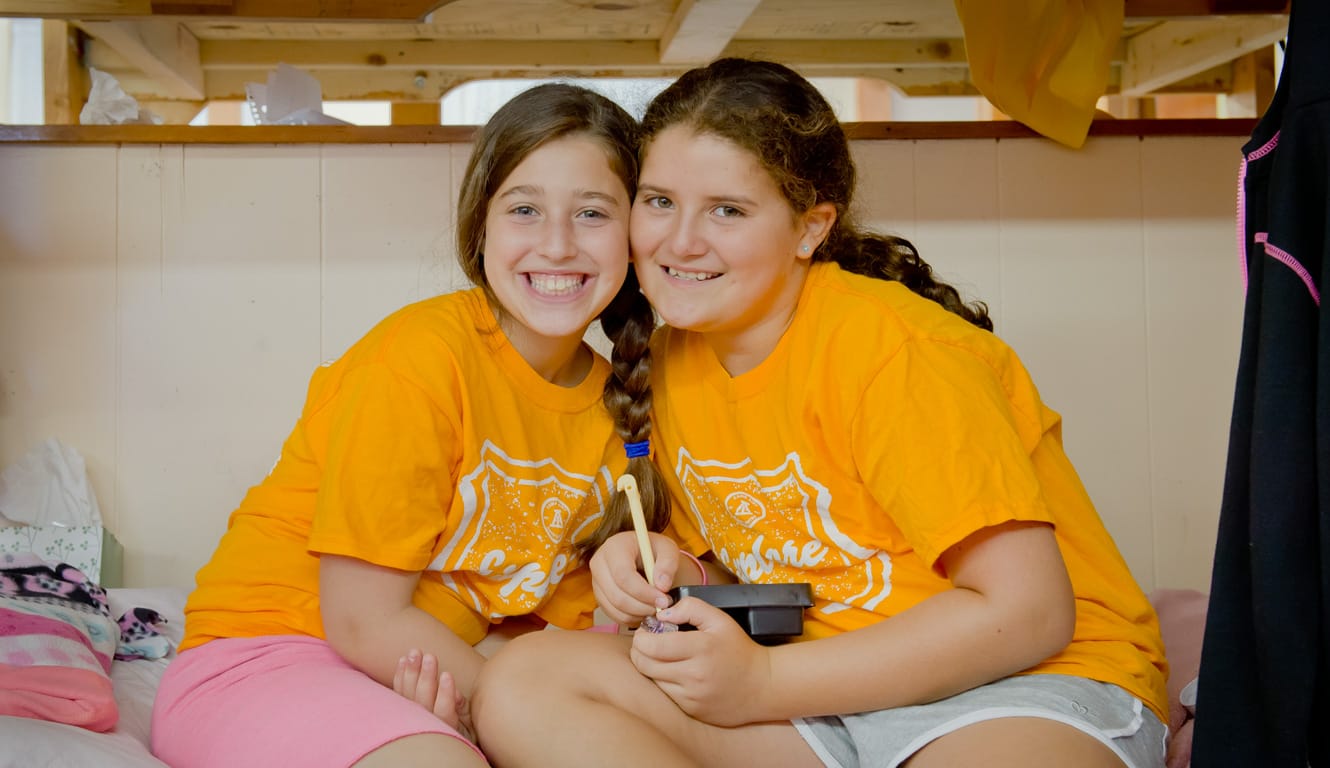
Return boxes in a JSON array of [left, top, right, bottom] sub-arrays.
[[0, 118, 1258, 144]]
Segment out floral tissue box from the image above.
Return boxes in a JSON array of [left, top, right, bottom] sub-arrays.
[[0, 524, 124, 587]]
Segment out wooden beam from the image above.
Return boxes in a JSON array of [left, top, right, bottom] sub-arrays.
[[876, 60, 1235, 99], [875, 66, 978, 97], [75, 19, 203, 99], [199, 65, 934, 102], [41, 18, 87, 123], [1144, 61, 1233, 93], [723, 39, 967, 68], [201, 39, 665, 71], [1120, 15, 1286, 95], [1125, 0, 1288, 15], [658, 0, 762, 65], [93, 54, 1237, 105], [2, 1, 150, 16], [211, 0, 454, 19], [2, 0, 457, 19], [390, 100, 438, 125], [136, 97, 203, 122], [149, 0, 231, 13], [193, 67, 475, 101], [198, 38, 969, 72], [110, 60, 1238, 105]]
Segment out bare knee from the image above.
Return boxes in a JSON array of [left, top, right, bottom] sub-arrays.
[[473, 632, 595, 742], [472, 632, 547, 724]]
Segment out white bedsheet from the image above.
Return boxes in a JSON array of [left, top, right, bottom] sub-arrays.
[[0, 586, 187, 768]]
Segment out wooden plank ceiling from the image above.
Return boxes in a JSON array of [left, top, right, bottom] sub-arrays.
[[2, 0, 1290, 110]]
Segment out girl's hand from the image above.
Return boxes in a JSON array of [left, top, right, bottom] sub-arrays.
[[590, 531, 679, 626], [394, 650, 475, 743], [628, 597, 773, 726]]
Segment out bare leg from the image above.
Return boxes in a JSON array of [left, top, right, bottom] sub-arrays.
[[473, 630, 820, 768], [351, 733, 489, 768], [904, 717, 1128, 768]]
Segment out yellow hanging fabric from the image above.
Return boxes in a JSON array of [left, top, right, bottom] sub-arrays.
[[954, 0, 1124, 148]]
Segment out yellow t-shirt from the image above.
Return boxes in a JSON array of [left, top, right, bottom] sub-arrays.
[[182, 288, 623, 651], [653, 262, 1168, 723]]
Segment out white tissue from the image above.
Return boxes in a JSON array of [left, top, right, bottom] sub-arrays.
[[79, 67, 162, 125], [0, 438, 103, 527]]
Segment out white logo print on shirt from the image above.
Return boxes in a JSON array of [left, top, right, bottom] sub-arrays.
[[430, 440, 611, 618], [675, 448, 893, 614]]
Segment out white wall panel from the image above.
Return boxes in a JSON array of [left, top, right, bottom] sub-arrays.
[[995, 137, 1155, 589], [912, 139, 1003, 324], [321, 144, 463, 363], [114, 145, 323, 587], [0, 146, 119, 529], [1141, 136, 1244, 592], [851, 141, 916, 244]]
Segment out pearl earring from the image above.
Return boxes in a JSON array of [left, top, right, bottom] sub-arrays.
[[801, 244, 811, 253]]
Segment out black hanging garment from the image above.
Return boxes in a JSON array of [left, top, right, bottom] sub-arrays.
[[1192, 1, 1329, 766]]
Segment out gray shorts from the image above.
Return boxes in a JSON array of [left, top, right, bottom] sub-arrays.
[[792, 674, 1167, 768]]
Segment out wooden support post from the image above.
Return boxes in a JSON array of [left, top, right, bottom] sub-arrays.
[[391, 100, 440, 125], [42, 19, 87, 124], [1228, 45, 1277, 118], [1152, 93, 1218, 118], [854, 78, 894, 121], [977, 101, 1012, 121], [202, 99, 245, 125], [0, 19, 11, 124], [1101, 95, 1156, 119], [659, 0, 762, 64]]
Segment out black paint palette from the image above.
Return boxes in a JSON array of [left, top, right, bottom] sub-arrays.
[[667, 583, 814, 644]]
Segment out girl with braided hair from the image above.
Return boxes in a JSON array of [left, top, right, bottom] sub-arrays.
[[150, 82, 673, 768], [472, 59, 1168, 768]]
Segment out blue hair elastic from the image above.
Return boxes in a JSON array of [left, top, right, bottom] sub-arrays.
[[624, 440, 650, 458]]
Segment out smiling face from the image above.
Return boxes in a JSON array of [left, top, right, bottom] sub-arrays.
[[631, 126, 829, 374], [482, 134, 631, 372]]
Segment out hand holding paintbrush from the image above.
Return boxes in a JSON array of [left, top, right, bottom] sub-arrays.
[[616, 474, 678, 633]]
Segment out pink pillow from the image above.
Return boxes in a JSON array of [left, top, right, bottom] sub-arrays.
[[0, 554, 120, 731]]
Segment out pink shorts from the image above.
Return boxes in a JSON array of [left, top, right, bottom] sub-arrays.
[[150, 635, 484, 767]]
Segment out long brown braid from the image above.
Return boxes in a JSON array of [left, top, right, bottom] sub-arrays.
[[576, 269, 672, 558]]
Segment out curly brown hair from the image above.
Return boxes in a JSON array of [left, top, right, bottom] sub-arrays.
[[639, 58, 992, 330]]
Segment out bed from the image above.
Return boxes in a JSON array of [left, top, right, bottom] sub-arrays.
[[0, 582, 1206, 768], [0, 586, 187, 768]]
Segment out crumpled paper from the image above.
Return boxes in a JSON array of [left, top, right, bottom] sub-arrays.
[[0, 438, 103, 527], [79, 67, 162, 125], [245, 63, 351, 126]]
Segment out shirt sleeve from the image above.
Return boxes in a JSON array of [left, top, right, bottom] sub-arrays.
[[306, 359, 464, 571], [850, 338, 1053, 573]]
